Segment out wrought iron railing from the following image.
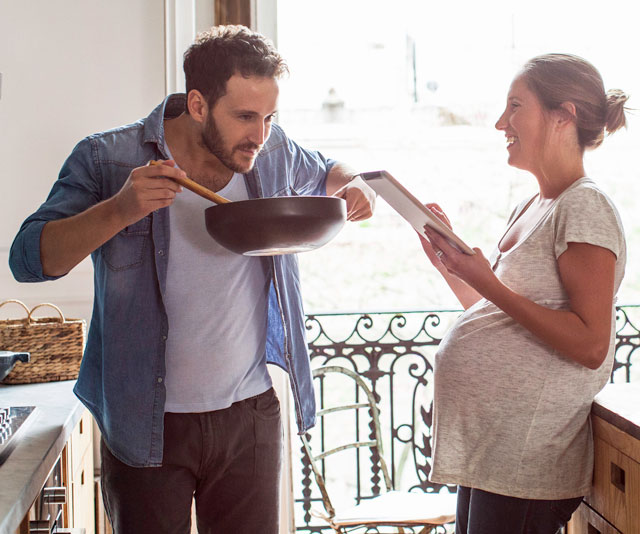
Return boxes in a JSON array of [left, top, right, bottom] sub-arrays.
[[293, 305, 640, 533]]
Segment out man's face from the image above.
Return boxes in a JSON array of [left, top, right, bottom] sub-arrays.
[[202, 74, 279, 173]]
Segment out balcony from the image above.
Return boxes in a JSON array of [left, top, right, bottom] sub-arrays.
[[291, 306, 640, 533]]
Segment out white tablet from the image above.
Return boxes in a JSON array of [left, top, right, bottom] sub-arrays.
[[360, 170, 475, 255]]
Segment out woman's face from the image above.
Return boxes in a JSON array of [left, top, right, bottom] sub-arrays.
[[495, 75, 549, 174]]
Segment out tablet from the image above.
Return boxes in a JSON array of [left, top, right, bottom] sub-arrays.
[[360, 170, 475, 255]]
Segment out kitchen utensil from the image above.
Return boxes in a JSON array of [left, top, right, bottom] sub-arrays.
[[204, 195, 347, 255], [150, 161, 231, 204], [150, 160, 347, 255]]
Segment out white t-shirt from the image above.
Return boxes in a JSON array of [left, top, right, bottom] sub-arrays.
[[430, 177, 626, 499], [163, 173, 271, 413]]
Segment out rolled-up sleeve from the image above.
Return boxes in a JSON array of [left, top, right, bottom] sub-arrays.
[[9, 137, 101, 282], [284, 133, 333, 196]]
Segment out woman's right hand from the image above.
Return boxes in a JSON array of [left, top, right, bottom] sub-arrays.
[[419, 203, 453, 271], [417, 203, 483, 309]]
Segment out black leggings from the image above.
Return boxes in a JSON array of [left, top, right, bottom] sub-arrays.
[[455, 485, 582, 534]]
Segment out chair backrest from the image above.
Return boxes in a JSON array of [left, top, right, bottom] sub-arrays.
[[301, 365, 394, 519]]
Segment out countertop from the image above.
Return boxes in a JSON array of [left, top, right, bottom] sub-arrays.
[[592, 381, 640, 441], [0, 380, 84, 534]]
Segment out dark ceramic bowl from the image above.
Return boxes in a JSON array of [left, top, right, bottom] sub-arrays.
[[0, 351, 30, 382]]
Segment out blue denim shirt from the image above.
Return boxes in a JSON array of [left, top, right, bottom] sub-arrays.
[[9, 94, 330, 466]]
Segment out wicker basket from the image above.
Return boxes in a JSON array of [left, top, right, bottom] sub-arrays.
[[0, 299, 86, 384]]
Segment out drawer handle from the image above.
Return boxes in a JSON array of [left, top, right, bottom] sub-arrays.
[[610, 461, 625, 493], [43, 486, 67, 504]]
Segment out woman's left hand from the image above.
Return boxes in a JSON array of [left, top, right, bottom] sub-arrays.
[[424, 225, 498, 298]]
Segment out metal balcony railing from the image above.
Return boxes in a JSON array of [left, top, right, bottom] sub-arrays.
[[293, 305, 640, 533]]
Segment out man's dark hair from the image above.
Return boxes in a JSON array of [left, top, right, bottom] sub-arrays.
[[183, 25, 288, 112]]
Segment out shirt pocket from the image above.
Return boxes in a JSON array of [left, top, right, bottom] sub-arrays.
[[101, 215, 152, 270]]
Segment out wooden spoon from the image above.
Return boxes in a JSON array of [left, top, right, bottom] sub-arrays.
[[149, 160, 231, 204]]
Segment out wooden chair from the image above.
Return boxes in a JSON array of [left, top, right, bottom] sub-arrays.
[[301, 365, 456, 533]]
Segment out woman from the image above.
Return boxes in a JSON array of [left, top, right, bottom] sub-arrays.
[[421, 54, 629, 533]]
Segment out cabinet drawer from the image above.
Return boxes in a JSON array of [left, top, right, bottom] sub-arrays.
[[586, 437, 640, 533], [71, 447, 95, 534], [569, 502, 622, 534], [593, 416, 640, 465], [70, 410, 93, 475]]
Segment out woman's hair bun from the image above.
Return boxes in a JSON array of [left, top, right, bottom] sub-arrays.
[[605, 89, 630, 134]]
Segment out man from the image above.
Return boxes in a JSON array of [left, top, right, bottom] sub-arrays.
[[10, 25, 374, 533]]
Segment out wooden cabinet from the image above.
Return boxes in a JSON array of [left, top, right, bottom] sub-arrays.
[[570, 501, 622, 533], [15, 409, 95, 534], [568, 384, 640, 534], [64, 409, 96, 534]]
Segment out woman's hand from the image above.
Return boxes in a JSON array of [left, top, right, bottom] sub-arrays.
[[424, 224, 498, 299], [419, 204, 453, 272], [418, 204, 483, 309]]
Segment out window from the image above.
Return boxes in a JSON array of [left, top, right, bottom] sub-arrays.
[[275, 0, 640, 311]]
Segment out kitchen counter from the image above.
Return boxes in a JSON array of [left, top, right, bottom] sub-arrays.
[[568, 381, 640, 533], [0, 380, 85, 534], [592, 381, 640, 439]]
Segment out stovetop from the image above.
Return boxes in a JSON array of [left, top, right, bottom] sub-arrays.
[[0, 406, 36, 465]]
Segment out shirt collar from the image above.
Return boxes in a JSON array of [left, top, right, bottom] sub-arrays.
[[143, 93, 187, 150]]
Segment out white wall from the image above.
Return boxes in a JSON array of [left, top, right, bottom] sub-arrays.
[[1, 4, 295, 531], [0, 0, 166, 319]]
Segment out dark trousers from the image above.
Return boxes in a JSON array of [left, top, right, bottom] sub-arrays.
[[101, 388, 283, 534], [455, 486, 582, 534]]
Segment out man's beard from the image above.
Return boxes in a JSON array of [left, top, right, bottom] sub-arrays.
[[201, 115, 260, 174]]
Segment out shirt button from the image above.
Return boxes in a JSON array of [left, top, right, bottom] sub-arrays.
[[158, 250, 164, 256], [161, 335, 167, 341], [157, 377, 163, 383]]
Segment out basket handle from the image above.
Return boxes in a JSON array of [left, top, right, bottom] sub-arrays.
[[28, 303, 66, 324], [0, 299, 31, 319]]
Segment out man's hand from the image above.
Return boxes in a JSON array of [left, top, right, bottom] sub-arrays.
[[332, 176, 376, 221], [112, 159, 184, 227], [326, 163, 376, 221], [40, 159, 184, 277]]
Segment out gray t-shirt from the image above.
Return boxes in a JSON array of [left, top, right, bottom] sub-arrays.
[[430, 177, 626, 499]]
